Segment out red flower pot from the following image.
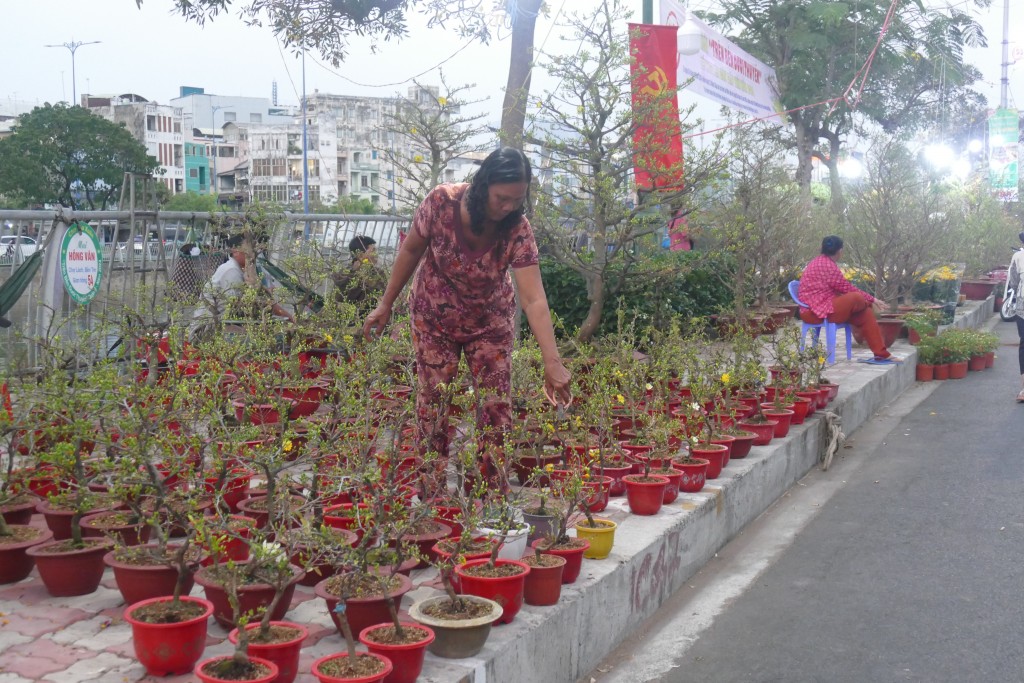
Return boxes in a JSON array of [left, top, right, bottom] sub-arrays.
[[387, 520, 452, 569], [949, 361, 969, 379], [104, 544, 196, 605], [124, 596, 214, 676], [710, 435, 735, 468], [455, 559, 530, 624], [26, 537, 113, 596], [589, 462, 633, 496], [761, 407, 794, 438], [820, 382, 839, 402], [531, 537, 591, 584], [201, 515, 255, 566], [738, 419, 777, 445], [0, 526, 53, 584], [582, 475, 613, 513], [359, 622, 435, 683], [815, 386, 830, 409], [37, 499, 111, 541], [522, 555, 566, 606], [203, 466, 254, 513], [195, 655, 278, 683], [985, 351, 995, 368], [623, 474, 669, 515], [312, 652, 393, 683], [933, 363, 950, 380], [654, 467, 684, 504], [691, 444, 727, 479], [195, 562, 304, 629], [787, 396, 810, 425], [672, 458, 709, 493], [1, 497, 40, 526], [315, 572, 414, 638], [728, 431, 756, 459], [229, 621, 308, 683], [968, 355, 986, 372], [81, 511, 151, 546], [916, 364, 934, 382]]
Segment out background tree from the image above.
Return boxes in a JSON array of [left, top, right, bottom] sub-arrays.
[[842, 136, 960, 310], [698, 121, 817, 320], [162, 191, 220, 212], [378, 75, 491, 213], [527, 0, 724, 341], [0, 104, 160, 210], [699, 0, 989, 213]]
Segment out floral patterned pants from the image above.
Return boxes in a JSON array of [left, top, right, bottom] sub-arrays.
[[411, 315, 513, 479]]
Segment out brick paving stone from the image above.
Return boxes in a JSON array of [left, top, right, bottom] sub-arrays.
[[0, 632, 33, 652], [0, 640, 85, 678], [0, 605, 91, 638], [39, 652, 136, 683], [48, 613, 134, 650], [0, 673, 33, 683]]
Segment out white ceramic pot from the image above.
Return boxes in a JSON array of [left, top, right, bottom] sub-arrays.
[[475, 521, 530, 561]]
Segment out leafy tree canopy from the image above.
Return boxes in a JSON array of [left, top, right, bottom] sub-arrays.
[[0, 104, 160, 210], [162, 191, 220, 212], [136, 0, 504, 65]]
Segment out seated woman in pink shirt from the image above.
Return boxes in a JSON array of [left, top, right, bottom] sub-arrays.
[[798, 235, 901, 363]]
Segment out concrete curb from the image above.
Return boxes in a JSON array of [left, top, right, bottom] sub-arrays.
[[418, 300, 994, 683]]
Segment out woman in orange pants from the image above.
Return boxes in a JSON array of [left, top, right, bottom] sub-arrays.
[[797, 236, 901, 363]]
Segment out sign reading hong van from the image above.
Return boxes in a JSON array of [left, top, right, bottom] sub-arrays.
[[60, 221, 103, 305]]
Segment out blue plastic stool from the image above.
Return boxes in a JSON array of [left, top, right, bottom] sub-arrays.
[[787, 280, 853, 364]]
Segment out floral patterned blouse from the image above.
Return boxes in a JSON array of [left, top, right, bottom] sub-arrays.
[[410, 183, 539, 336]]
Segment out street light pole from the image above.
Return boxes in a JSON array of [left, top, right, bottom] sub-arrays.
[[209, 105, 231, 197], [44, 40, 100, 105]]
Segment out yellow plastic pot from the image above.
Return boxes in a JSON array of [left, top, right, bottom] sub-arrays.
[[574, 518, 617, 559]]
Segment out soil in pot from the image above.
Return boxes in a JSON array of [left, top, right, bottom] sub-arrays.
[[455, 559, 530, 624], [531, 536, 590, 584], [195, 561, 304, 629], [315, 572, 414, 638], [195, 655, 277, 683], [26, 537, 113, 596], [312, 652, 392, 683], [104, 543, 199, 605]]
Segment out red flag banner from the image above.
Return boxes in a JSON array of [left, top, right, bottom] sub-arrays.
[[630, 23, 684, 192]]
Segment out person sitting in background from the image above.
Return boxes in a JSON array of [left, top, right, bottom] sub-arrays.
[[1006, 230, 1024, 402], [332, 235, 387, 317], [798, 235, 901, 364], [190, 234, 294, 339]]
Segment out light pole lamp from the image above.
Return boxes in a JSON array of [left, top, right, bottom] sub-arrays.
[[45, 40, 100, 105], [209, 105, 230, 196]]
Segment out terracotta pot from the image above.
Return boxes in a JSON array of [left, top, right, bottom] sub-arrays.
[[195, 655, 278, 683], [359, 622, 435, 683], [521, 554, 566, 606], [589, 462, 633, 496], [104, 544, 196, 605], [985, 351, 995, 368], [819, 382, 840, 402], [761, 408, 795, 438], [81, 511, 151, 546], [0, 525, 53, 584], [582, 475, 613, 513], [738, 419, 777, 445], [1, 497, 39, 526], [37, 499, 112, 541], [933, 363, 950, 380], [531, 537, 591, 584], [455, 559, 530, 624], [672, 458, 709, 493], [876, 318, 904, 348], [26, 537, 113, 596], [729, 431, 756, 459], [654, 467, 684, 504], [623, 474, 669, 515], [916, 363, 934, 382], [710, 434, 735, 468], [228, 621, 308, 683], [968, 355, 986, 372], [387, 520, 452, 569], [124, 596, 214, 676], [311, 652, 393, 683], [789, 396, 812, 425], [195, 562, 304, 629], [315, 572, 414, 638], [407, 595, 502, 659], [949, 361, 969, 379], [691, 444, 727, 479], [959, 279, 996, 300]]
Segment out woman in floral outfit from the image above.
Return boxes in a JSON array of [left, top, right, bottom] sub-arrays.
[[363, 147, 572, 474]]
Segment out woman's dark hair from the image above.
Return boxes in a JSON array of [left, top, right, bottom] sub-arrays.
[[349, 235, 375, 254], [821, 235, 844, 256], [1018, 231, 1024, 244], [466, 147, 532, 236]]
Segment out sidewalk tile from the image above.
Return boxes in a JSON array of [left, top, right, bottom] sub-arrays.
[[39, 652, 137, 683], [48, 613, 133, 650]]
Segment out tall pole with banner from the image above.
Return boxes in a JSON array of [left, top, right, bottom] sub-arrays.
[[989, 108, 1019, 203], [629, 23, 684, 194]]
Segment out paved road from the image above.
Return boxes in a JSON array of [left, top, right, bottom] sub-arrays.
[[591, 320, 1024, 683]]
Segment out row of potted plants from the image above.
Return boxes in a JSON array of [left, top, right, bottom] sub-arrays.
[[914, 328, 999, 381]]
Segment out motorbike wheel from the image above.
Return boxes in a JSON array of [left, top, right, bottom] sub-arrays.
[[1000, 292, 1017, 322]]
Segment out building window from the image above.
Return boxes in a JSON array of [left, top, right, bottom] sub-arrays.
[[146, 115, 156, 131], [250, 113, 262, 123], [223, 111, 237, 122], [371, 150, 378, 160], [189, 168, 198, 178], [361, 175, 369, 188]]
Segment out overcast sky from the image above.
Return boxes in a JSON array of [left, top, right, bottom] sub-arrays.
[[0, 0, 1019, 136]]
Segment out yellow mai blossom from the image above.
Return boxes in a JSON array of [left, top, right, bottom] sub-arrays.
[[645, 383, 653, 391], [616, 394, 626, 404], [409, 126, 418, 135], [282, 439, 293, 453], [582, 470, 591, 480], [342, 334, 354, 344], [544, 422, 555, 433], [437, 96, 448, 106], [323, 333, 333, 344], [720, 372, 731, 385], [544, 463, 555, 472], [818, 356, 826, 365], [362, 258, 370, 264], [413, 154, 424, 163]]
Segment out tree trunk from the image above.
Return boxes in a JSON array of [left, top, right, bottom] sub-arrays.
[[577, 271, 605, 343], [499, 0, 543, 150], [823, 133, 845, 214]]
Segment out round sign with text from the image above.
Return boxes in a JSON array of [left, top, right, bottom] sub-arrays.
[[60, 222, 103, 305]]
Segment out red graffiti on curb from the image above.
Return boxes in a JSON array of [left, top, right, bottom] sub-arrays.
[[630, 529, 683, 614]]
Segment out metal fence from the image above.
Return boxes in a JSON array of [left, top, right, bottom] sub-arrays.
[[0, 208, 411, 369]]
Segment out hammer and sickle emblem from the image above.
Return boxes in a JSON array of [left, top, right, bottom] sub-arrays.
[[640, 67, 669, 96]]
